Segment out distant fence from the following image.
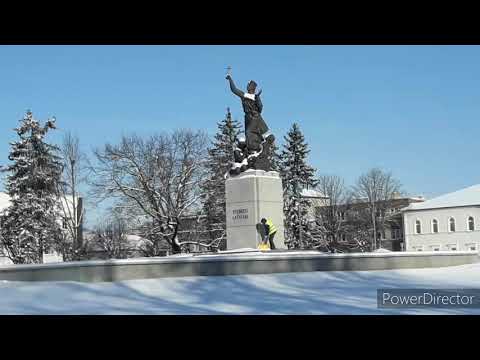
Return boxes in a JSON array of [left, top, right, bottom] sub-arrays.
[[0, 250, 477, 283]]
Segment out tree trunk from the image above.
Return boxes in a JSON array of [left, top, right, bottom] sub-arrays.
[[371, 203, 377, 251], [171, 242, 181, 254], [171, 220, 182, 254], [38, 238, 44, 264]]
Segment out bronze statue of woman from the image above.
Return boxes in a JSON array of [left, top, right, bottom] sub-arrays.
[[226, 73, 273, 155]]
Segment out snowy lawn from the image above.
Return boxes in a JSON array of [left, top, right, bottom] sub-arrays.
[[1, 263, 480, 314]]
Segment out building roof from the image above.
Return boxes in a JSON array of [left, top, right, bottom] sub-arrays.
[[404, 184, 480, 211], [301, 189, 327, 199]]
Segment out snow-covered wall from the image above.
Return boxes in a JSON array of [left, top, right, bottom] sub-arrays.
[[0, 250, 477, 283]]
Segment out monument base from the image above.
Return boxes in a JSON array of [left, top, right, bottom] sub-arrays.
[[225, 169, 285, 250]]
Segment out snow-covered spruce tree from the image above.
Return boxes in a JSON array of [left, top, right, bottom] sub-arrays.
[[268, 140, 282, 173], [280, 123, 318, 249], [0, 111, 63, 264], [200, 108, 241, 250]]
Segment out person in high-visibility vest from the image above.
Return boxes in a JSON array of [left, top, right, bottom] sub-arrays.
[[261, 218, 277, 250]]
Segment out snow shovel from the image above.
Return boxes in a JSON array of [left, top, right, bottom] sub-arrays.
[[258, 242, 270, 250], [257, 236, 271, 251]]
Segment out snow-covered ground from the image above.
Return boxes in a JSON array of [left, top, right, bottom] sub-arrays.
[[1, 263, 480, 314]]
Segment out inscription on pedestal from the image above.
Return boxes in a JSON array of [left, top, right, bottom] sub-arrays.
[[232, 208, 249, 221]]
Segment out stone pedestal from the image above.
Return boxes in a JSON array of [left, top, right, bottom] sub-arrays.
[[225, 169, 285, 250]]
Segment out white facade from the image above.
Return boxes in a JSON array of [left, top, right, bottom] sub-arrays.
[[0, 192, 11, 212], [403, 184, 480, 252], [300, 188, 329, 221]]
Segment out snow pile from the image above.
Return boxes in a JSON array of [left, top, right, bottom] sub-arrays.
[[374, 248, 392, 253], [218, 248, 259, 254], [0, 263, 480, 314]]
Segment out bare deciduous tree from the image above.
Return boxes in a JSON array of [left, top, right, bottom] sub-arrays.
[[342, 205, 373, 252], [89, 130, 210, 255], [313, 175, 351, 251], [174, 214, 226, 253], [56, 132, 88, 261], [92, 215, 130, 259], [352, 168, 402, 251]]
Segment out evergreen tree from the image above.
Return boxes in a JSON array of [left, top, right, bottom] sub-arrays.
[[280, 123, 318, 249], [268, 141, 282, 172], [0, 111, 63, 264], [201, 108, 242, 249]]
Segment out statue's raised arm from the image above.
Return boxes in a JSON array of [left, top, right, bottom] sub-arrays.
[[226, 74, 244, 98]]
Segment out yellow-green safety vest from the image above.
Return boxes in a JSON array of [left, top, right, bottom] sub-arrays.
[[266, 219, 277, 235]]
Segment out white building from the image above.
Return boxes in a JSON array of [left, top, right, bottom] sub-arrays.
[[0, 192, 11, 212], [301, 188, 329, 221], [403, 184, 480, 252]]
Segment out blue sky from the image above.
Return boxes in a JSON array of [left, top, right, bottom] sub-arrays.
[[0, 45, 479, 226]]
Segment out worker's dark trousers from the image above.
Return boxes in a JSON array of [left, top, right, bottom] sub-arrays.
[[268, 232, 276, 250]]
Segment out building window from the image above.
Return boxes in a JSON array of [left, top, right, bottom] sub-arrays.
[[396, 228, 402, 239], [415, 220, 422, 234], [432, 219, 438, 233], [468, 216, 475, 231], [62, 219, 68, 230], [449, 217, 456, 232]]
